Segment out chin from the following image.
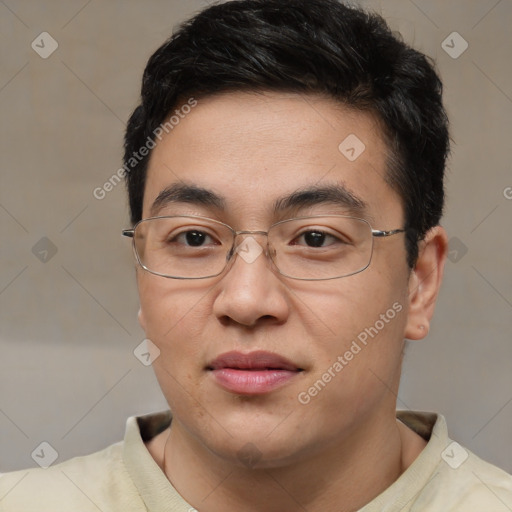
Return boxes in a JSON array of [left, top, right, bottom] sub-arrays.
[[210, 438, 307, 470]]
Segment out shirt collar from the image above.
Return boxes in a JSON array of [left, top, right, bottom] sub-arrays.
[[123, 409, 446, 512]]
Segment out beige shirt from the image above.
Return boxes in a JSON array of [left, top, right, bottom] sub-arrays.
[[1, 410, 511, 511]]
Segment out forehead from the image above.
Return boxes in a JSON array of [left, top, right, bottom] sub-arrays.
[[143, 91, 402, 224]]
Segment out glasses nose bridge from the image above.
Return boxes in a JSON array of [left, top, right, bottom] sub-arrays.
[[233, 229, 268, 248], [226, 229, 272, 264], [232, 229, 271, 249], [234, 229, 269, 238]]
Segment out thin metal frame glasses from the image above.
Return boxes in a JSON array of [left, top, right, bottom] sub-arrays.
[[122, 215, 405, 281]]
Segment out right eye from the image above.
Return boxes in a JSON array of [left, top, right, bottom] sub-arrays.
[[169, 229, 218, 247], [291, 230, 342, 248]]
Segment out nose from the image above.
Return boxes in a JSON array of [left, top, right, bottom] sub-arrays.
[[212, 235, 290, 328]]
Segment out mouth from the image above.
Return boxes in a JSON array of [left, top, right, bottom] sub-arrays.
[[207, 351, 304, 395]]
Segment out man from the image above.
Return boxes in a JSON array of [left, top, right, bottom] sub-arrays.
[[1, 0, 511, 510]]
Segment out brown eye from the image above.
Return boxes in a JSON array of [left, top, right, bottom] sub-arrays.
[[170, 230, 217, 247], [292, 230, 340, 248], [303, 231, 326, 247], [184, 231, 207, 246]]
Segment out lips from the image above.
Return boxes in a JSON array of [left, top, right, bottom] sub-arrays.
[[207, 351, 303, 395], [208, 351, 301, 372]]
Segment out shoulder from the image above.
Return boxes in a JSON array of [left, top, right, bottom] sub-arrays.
[[417, 443, 512, 511], [380, 412, 512, 511], [0, 441, 144, 512]]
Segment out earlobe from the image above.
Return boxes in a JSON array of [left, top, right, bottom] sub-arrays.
[[404, 226, 448, 341], [138, 307, 147, 332]]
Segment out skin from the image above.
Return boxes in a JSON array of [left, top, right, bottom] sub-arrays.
[[137, 91, 448, 511]]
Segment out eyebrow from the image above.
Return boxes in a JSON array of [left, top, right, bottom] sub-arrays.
[[149, 182, 367, 218], [150, 183, 226, 217], [272, 184, 367, 216]]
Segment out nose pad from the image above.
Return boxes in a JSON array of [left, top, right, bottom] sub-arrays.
[[225, 235, 270, 267], [226, 245, 236, 262]]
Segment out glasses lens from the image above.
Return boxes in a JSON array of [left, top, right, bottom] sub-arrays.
[[269, 216, 373, 280], [133, 216, 232, 278]]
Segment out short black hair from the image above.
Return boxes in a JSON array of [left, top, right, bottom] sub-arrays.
[[124, 0, 449, 267]]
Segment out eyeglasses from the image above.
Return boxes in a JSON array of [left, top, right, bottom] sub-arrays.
[[122, 215, 405, 281]]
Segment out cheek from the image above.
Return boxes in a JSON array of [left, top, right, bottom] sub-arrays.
[[292, 270, 405, 344], [292, 271, 408, 398], [137, 272, 213, 358], [138, 274, 211, 386], [137, 273, 214, 410]]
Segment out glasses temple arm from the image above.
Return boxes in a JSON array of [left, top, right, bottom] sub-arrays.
[[371, 228, 406, 238]]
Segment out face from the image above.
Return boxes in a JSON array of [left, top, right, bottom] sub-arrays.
[[137, 91, 415, 467]]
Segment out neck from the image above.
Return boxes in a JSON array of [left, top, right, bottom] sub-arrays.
[[155, 411, 425, 512]]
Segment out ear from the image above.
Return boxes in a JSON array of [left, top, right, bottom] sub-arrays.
[[405, 226, 448, 340], [138, 307, 147, 332]]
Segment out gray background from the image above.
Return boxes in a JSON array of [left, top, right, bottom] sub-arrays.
[[0, 0, 511, 473]]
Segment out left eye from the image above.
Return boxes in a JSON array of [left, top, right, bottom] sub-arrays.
[[292, 230, 340, 248], [172, 230, 216, 247]]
